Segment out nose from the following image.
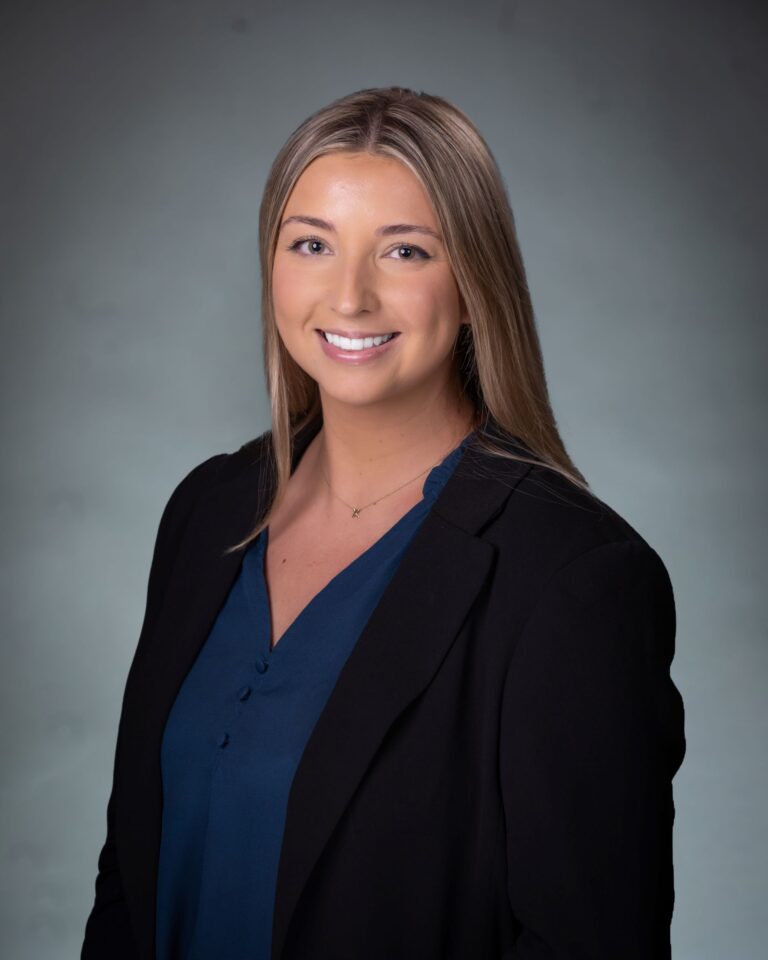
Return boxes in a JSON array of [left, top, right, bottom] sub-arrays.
[[329, 254, 378, 317]]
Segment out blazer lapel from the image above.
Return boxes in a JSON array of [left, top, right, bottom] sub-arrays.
[[270, 416, 535, 960]]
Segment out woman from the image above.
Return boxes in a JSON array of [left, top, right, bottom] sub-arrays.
[[81, 86, 686, 960]]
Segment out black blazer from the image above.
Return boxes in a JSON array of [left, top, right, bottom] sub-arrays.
[[81, 414, 686, 959]]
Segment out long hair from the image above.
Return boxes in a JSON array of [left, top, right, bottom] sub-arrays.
[[226, 85, 592, 554]]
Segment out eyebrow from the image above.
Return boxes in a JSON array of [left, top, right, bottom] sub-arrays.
[[279, 215, 442, 242]]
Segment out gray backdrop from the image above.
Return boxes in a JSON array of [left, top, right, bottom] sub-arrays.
[[2, 1, 765, 957]]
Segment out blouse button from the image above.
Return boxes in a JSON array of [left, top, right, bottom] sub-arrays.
[[238, 685, 252, 701], [255, 658, 269, 674]]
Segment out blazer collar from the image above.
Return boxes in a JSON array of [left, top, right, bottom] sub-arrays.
[[124, 413, 535, 960]]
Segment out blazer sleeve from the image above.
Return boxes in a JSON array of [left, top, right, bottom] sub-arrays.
[[81, 452, 228, 959], [499, 539, 686, 959]]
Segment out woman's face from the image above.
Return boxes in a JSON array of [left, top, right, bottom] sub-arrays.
[[272, 151, 468, 418]]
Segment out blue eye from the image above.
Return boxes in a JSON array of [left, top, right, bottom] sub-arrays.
[[287, 236, 431, 260]]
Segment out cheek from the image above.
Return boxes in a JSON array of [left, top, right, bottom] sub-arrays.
[[397, 280, 461, 338], [272, 261, 308, 326], [271, 258, 291, 308]]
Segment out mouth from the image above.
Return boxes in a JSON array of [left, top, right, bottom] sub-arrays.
[[316, 329, 401, 349], [314, 327, 402, 361]]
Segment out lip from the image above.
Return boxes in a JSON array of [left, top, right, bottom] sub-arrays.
[[316, 329, 401, 364]]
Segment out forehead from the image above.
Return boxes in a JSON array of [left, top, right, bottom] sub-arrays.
[[284, 152, 437, 224]]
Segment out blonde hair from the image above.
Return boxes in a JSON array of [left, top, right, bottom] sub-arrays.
[[226, 85, 593, 554]]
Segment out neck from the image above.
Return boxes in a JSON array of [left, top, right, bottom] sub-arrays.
[[305, 397, 477, 512]]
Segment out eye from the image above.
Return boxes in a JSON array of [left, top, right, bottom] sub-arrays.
[[387, 243, 430, 261], [287, 236, 329, 255]]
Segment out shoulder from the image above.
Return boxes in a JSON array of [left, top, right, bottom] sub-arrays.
[[160, 429, 273, 526], [174, 430, 272, 495], [490, 463, 679, 712], [489, 455, 673, 605]]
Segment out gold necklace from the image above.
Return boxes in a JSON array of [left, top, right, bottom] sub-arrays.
[[319, 431, 468, 519]]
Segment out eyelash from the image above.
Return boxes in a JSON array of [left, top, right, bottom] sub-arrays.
[[287, 235, 431, 261]]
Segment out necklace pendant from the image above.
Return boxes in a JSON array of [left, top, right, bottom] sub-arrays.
[[352, 507, 361, 518]]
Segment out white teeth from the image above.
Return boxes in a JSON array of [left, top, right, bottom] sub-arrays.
[[323, 331, 396, 350]]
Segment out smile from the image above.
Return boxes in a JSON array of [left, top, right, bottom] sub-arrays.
[[320, 330, 399, 350], [315, 329, 402, 363]]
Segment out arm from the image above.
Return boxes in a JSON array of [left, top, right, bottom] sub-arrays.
[[81, 453, 228, 958], [499, 539, 686, 958]]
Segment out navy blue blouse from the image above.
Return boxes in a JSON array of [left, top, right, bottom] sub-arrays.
[[155, 430, 474, 960]]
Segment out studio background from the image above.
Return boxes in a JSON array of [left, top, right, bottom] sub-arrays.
[[1, 1, 765, 958]]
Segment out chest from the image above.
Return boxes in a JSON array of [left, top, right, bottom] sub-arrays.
[[262, 497, 422, 652]]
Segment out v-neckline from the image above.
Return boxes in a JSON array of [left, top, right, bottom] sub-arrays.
[[243, 430, 475, 659], [258, 499, 424, 656]]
